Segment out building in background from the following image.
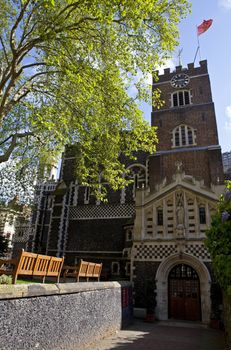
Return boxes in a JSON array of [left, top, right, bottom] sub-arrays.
[[0, 198, 31, 258], [31, 60, 225, 324], [222, 151, 231, 180]]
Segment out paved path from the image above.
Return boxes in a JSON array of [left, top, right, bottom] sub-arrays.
[[88, 319, 225, 350]]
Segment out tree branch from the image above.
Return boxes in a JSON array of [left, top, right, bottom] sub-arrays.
[[0, 131, 34, 163], [9, 0, 31, 53], [0, 36, 10, 65], [19, 62, 47, 73], [0, 69, 60, 121]]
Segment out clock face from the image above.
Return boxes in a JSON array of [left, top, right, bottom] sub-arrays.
[[171, 73, 190, 88]]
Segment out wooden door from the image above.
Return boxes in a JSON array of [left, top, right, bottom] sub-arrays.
[[168, 264, 201, 321]]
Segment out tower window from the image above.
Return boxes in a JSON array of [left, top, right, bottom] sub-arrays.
[[175, 131, 180, 146], [172, 125, 196, 148], [181, 127, 186, 145], [188, 129, 193, 144], [173, 93, 178, 106], [172, 90, 191, 107]]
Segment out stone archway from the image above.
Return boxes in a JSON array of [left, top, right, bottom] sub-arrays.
[[155, 253, 211, 324]]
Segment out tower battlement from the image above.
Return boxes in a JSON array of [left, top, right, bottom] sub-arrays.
[[155, 60, 208, 82]]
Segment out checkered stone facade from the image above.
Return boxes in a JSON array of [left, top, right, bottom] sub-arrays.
[[133, 243, 178, 261], [133, 242, 211, 262], [185, 244, 211, 261], [69, 204, 135, 220]]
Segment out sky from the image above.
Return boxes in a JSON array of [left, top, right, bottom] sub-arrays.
[[143, 0, 231, 153]]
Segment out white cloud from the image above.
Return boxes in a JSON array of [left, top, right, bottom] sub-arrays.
[[219, 0, 231, 10], [224, 105, 231, 130], [157, 59, 175, 75]]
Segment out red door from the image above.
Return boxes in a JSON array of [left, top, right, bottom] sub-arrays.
[[168, 264, 201, 321]]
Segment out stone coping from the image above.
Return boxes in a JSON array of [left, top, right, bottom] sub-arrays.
[[0, 281, 131, 300]]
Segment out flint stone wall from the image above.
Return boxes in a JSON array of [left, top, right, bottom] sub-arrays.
[[0, 281, 131, 350]]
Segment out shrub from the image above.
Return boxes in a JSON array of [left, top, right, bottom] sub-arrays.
[[206, 181, 231, 296], [0, 274, 12, 284]]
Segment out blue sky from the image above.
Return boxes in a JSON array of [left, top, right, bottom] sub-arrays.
[[143, 0, 231, 153]]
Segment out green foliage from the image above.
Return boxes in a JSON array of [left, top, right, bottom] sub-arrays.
[[0, 235, 9, 257], [206, 181, 231, 295], [0, 274, 12, 284], [0, 161, 36, 203], [0, 0, 191, 200]]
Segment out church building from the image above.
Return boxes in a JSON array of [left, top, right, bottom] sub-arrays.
[[30, 60, 224, 324]]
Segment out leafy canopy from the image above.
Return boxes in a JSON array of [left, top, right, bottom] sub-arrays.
[[0, 0, 191, 201], [206, 181, 231, 296]]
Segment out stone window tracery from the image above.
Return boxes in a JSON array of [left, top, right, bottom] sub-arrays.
[[126, 164, 146, 199], [172, 125, 196, 148]]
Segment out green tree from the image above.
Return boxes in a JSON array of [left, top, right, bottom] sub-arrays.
[[0, 0, 190, 200], [206, 181, 231, 296]]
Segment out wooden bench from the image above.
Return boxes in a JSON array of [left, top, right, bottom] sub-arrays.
[[63, 259, 102, 282], [0, 249, 64, 284]]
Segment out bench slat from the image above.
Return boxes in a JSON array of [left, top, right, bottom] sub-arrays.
[[0, 250, 64, 284], [63, 260, 102, 282]]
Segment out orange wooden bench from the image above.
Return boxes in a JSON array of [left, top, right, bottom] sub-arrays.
[[63, 259, 102, 282], [0, 249, 64, 284]]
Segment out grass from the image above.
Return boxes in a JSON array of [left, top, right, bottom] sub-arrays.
[[17, 278, 56, 284]]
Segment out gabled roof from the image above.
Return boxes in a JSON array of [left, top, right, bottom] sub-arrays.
[[142, 172, 223, 207]]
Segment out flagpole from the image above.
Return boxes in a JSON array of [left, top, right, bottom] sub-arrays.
[[197, 28, 202, 61], [193, 46, 199, 64], [193, 25, 201, 64]]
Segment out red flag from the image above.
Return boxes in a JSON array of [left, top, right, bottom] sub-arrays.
[[197, 19, 213, 35]]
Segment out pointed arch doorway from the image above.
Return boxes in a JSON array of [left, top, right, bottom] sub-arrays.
[[168, 264, 201, 321], [155, 253, 211, 324]]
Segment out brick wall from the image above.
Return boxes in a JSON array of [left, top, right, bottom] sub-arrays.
[[133, 261, 160, 308], [67, 218, 127, 252], [148, 148, 224, 191]]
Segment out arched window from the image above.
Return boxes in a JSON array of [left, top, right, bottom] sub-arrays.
[[111, 262, 120, 275], [172, 90, 191, 107], [126, 164, 146, 199], [172, 125, 196, 148]]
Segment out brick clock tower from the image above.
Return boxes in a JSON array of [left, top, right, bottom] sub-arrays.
[[149, 60, 224, 189], [131, 60, 224, 324]]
